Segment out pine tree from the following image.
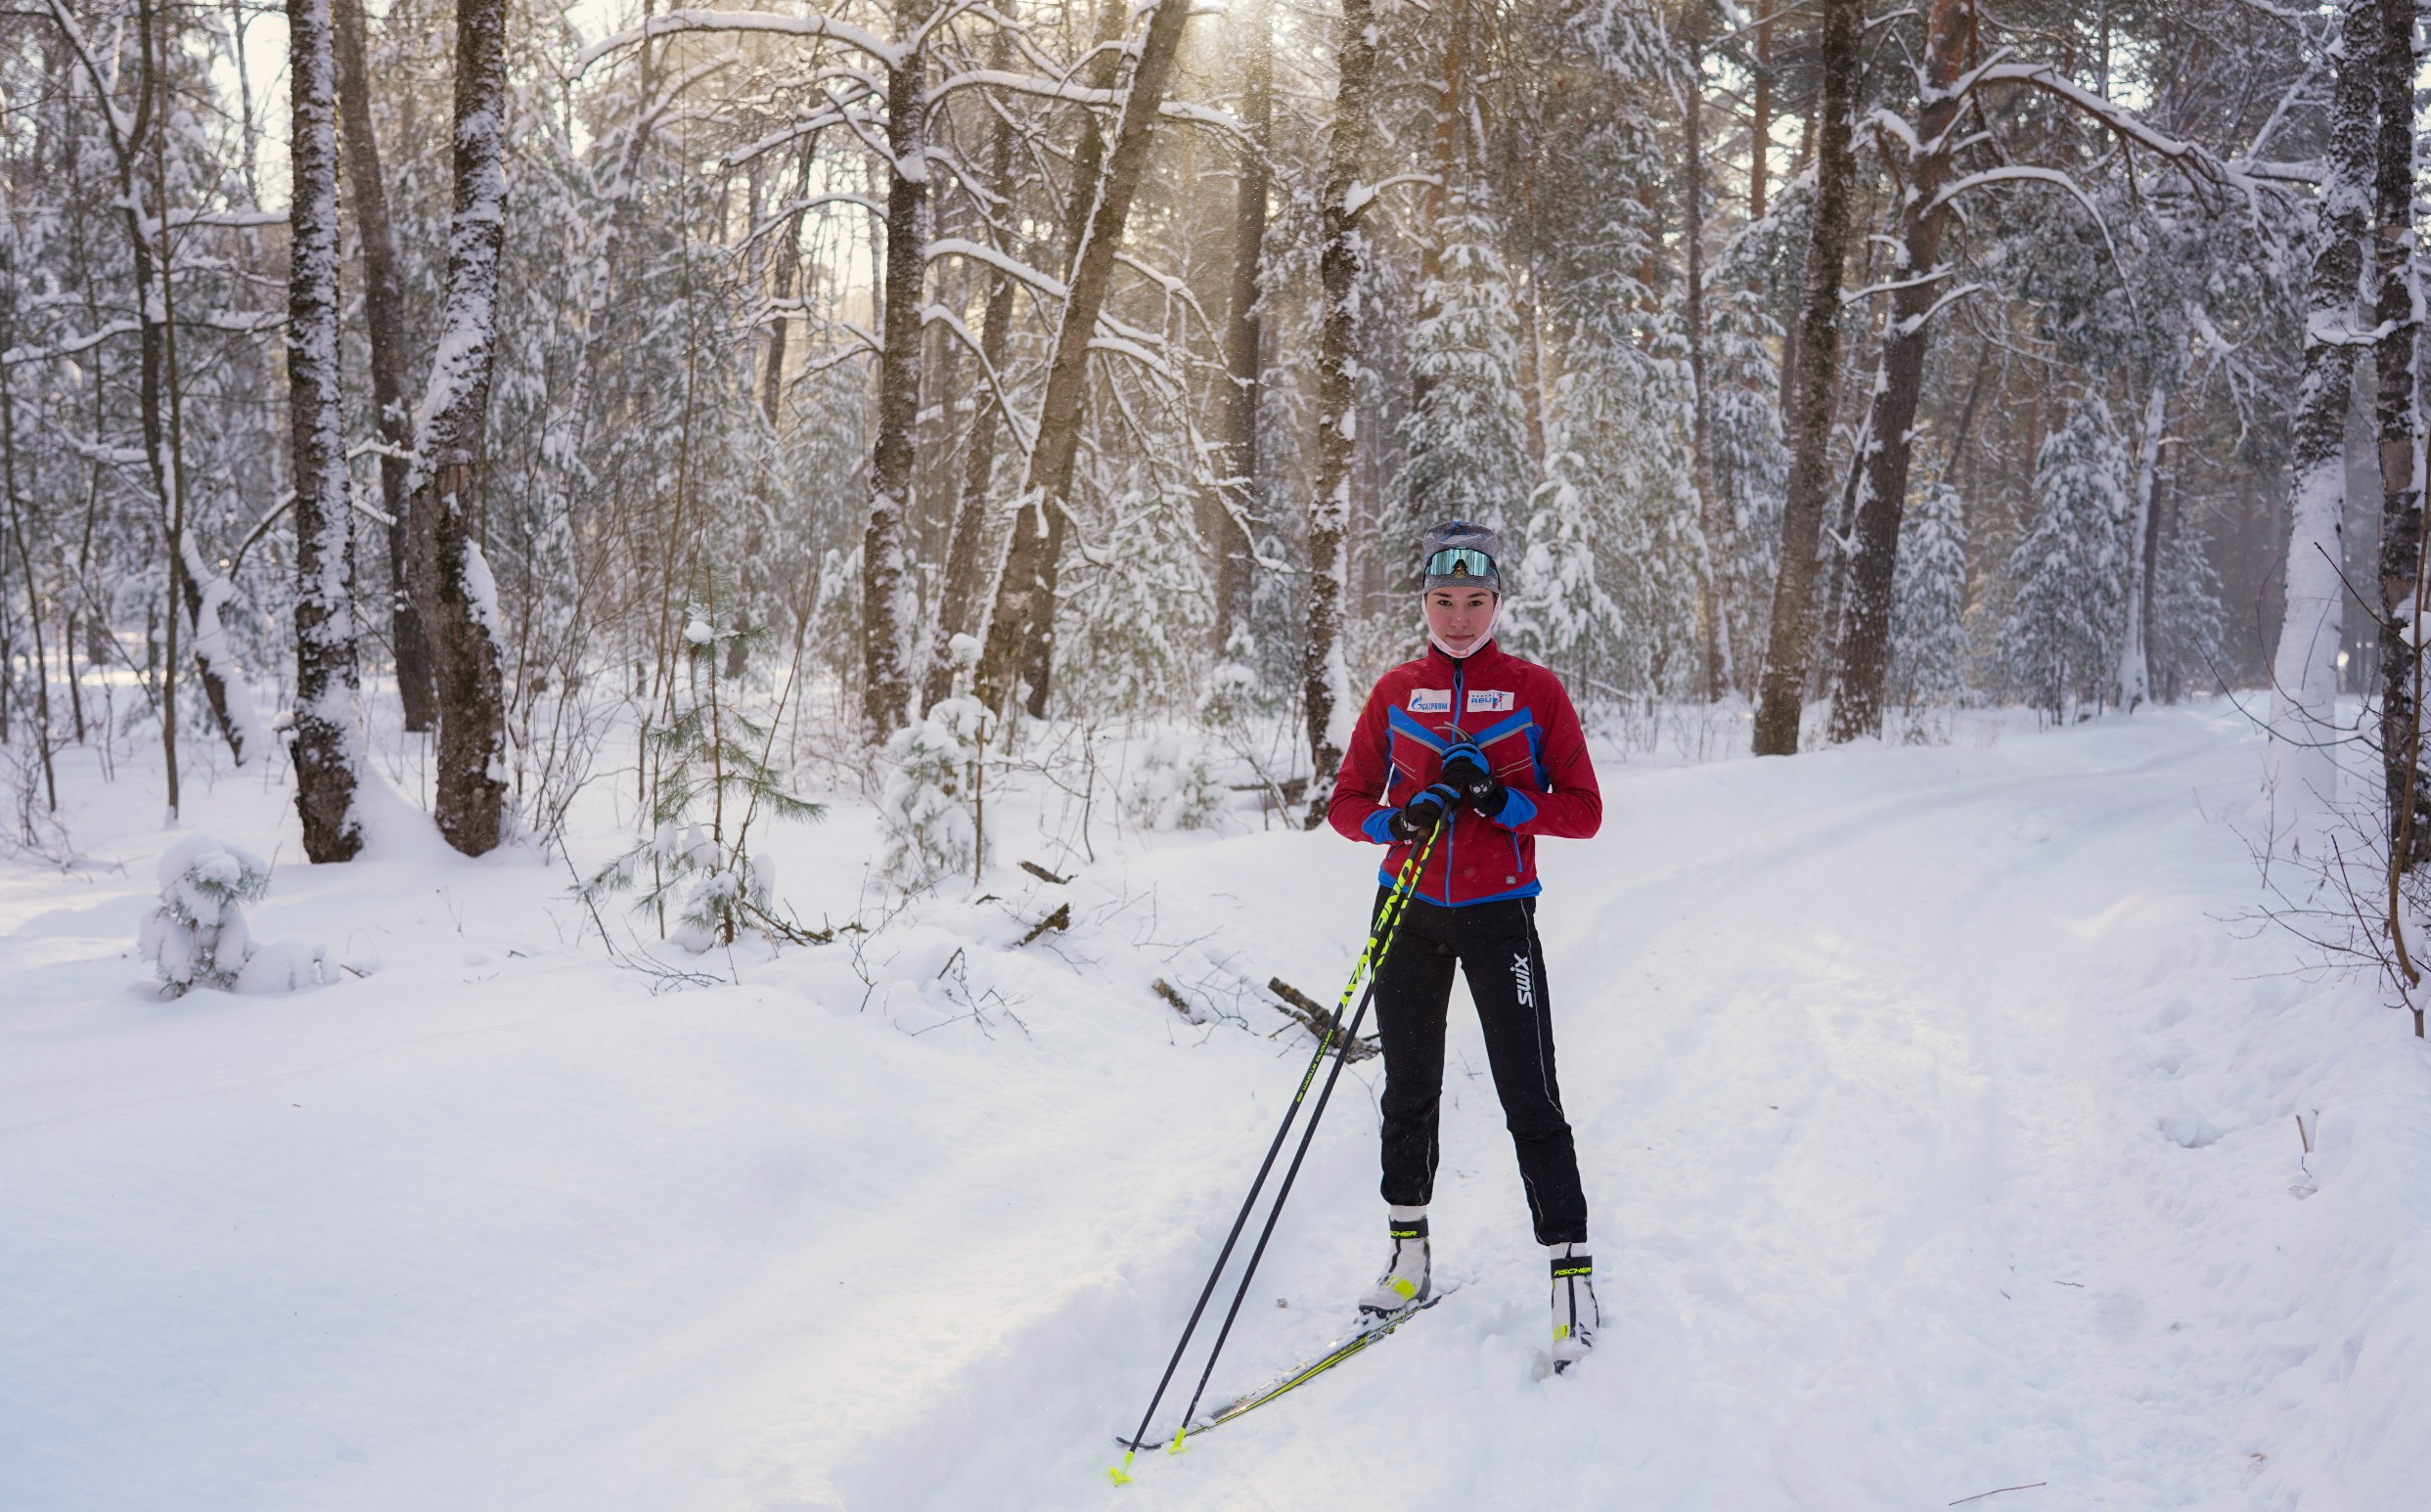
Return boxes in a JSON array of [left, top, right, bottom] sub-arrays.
[[2151, 514, 2228, 704], [1888, 478, 1968, 713], [1398, 199, 1532, 540], [584, 570, 825, 952], [2000, 400, 2130, 718]]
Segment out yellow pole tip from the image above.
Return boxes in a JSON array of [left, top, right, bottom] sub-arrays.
[[1167, 1427, 1190, 1455], [1107, 1459, 1134, 1488]]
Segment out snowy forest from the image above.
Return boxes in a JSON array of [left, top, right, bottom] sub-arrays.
[[4, 0, 2413, 880], [15, 3, 2431, 1506]]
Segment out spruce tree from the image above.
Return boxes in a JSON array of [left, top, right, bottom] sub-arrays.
[[2000, 400, 2131, 718], [1888, 478, 1968, 714], [1398, 198, 1533, 541]]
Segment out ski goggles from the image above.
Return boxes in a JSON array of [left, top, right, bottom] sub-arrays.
[[1424, 547, 1497, 581]]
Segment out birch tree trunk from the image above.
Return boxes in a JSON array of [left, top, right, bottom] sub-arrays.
[[2372, 0, 2428, 864], [972, 0, 1196, 717], [331, 0, 433, 732], [405, 0, 512, 856], [288, 0, 364, 862], [1751, 0, 1862, 755], [1823, 0, 1970, 743], [1302, 0, 1382, 825], [2115, 383, 2167, 712], [859, 0, 930, 743], [2268, 0, 2378, 841]]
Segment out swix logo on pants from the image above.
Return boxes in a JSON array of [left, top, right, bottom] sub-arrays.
[[1511, 952, 1534, 1008]]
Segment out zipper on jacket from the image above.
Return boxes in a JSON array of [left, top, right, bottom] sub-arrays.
[[1446, 657, 1464, 904]]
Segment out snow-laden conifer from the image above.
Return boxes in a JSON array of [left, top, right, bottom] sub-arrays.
[[1888, 478, 1969, 716], [2151, 518, 2228, 704], [584, 571, 824, 951], [1398, 198, 1532, 540], [1516, 295, 1702, 696], [878, 696, 993, 890], [2000, 400, 2131, 718], [139, 836, 272, 995], [1056, 468, 1216, 712]]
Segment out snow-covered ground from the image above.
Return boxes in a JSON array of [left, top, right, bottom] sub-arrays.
[[5, 703, 2427, 1511]]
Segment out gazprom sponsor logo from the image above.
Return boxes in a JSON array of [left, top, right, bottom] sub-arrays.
[[1410, 688, 1452, 714]]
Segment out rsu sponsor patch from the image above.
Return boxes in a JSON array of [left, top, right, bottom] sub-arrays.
[[1409, 688, 1453, 714], [1465, 689, 1515, 714]]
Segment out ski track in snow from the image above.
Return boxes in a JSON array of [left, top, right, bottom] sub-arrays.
[[4, 706, 2428, 1512]]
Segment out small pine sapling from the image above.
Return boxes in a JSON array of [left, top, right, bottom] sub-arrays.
[[140, 835, 272, 994], [879, 696, 995, 889], [587, 569, 824, 951]]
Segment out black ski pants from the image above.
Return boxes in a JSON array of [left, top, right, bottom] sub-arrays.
[[1370, 888, 1588, 1246]]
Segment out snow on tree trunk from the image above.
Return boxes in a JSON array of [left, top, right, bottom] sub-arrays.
[[2268, 0, 2378, 845], [1212, 0, 1272, 661], [404, 0, 512, 856], [2372, 0, 2428, 867], [921, 22, 1019, 716], [1004, 0, 1127, 722], [973, 0, 1195, 720], [1823, 0, 1969, 745], [176, 539, 270, 768], [1751, 0, 1862, 756], [1302, 0, 1382, 827], [287, 0, 364, 863], [1682, 22, 1733, 703], [0, 267, 59, 813], [859, 0, 930, 746], [331, 0, 433, 733], [2114, 383, 2167, 713]]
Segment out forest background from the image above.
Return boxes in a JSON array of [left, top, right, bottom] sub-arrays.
[[0, 0, 2419, 923]]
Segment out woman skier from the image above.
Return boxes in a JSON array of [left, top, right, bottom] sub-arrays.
[[1327, 521, 1604, 1370]]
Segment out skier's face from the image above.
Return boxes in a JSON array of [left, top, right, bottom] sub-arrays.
[[1425, 587, 1498, 653]]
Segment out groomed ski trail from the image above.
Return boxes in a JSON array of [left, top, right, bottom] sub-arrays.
[[847, 709, 2414, 1510], [9, 707, 2425, 1512]]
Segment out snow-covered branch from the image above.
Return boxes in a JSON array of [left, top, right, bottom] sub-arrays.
[[920, 302, 1037, 451], [573, 9, 901, 75], [1964, 62, 2232, 186], [1, 317, 141, 367], [926, 237, 1068, 299], [1344, 172, 1439, 219]]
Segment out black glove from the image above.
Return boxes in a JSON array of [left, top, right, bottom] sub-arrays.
[[1439, 741, 1509, 819], [1388, 782, 1460, 841]]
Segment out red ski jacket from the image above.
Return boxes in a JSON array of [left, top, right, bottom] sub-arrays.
[[1328, 639, 1601, 907]]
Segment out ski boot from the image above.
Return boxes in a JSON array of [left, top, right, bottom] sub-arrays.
[[1358, 1209, 1431, 1323], [1550, 1242, 1597, 1372]]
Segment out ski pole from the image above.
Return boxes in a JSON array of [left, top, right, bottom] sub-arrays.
[[1109, 818, 1442, 1487], [1164, 912, 1396, 1445]]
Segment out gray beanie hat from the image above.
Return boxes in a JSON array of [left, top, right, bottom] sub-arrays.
[[1420, 520, 1503, 593]]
